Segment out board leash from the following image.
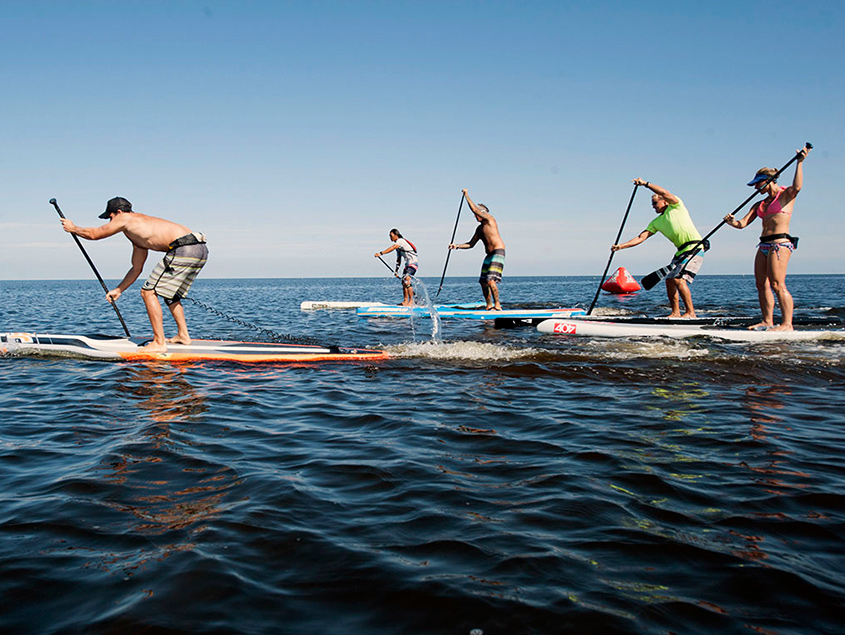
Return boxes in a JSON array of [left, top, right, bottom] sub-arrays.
[[184, 296, 332, 348]]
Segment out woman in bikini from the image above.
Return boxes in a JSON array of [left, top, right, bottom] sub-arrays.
[[724, 146, 810, 331]]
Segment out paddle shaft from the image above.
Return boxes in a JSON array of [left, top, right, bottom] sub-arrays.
[[50, 198, 132, 336], [696, 142, 812, 249], [377, 255, 399, 277], [642, 142, 812, 290], [435, 192, 466, 298], [587, 184, 640, 314]]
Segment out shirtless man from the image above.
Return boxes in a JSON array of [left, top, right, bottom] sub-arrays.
[[448, 189, 506, 310], [61, 197, 208, 352], [724, 146, 810, 331]]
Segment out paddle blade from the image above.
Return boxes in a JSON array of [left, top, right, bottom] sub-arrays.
[[641, 265, 673, 290]]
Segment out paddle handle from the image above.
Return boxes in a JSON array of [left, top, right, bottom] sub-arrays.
[[50, 198, 132, 337]]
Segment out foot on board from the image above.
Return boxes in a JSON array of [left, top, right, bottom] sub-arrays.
[[138, 342, 168, 354], [767, 324, 794, 332], [747, 322, 774, 331]]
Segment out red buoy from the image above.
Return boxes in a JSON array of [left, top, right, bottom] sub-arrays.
[[601, 266, 641, 294]]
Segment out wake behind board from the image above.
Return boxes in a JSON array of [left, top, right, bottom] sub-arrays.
[[357, 306, 586, 320], [1, 333, 389, 363], [536, 319, 844, 342]]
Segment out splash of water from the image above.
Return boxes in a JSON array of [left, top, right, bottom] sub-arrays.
[[410, 278, 442, 343]]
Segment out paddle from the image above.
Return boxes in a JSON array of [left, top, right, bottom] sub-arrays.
[[640, 142, 813, 291], [50, 198, 132, 336], [377, 255, 399, 277], [587, 183, 640, 314], [434, 192, 466, 298]]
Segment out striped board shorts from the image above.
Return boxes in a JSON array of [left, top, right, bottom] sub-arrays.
[[479, 249, 505, 284], [667, 251, 703, 284], [142, 234, 208, 304]]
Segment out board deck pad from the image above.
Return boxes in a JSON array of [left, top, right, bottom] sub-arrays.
[[1, 333, 388, 363]]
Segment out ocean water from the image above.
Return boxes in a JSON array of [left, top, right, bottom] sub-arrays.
[[1, 275, 844, 634]]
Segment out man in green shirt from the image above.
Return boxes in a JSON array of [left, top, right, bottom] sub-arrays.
[[612, 179, 704, 318]]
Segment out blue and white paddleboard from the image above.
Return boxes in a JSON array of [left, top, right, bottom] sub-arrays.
[[357, 305, 586, 320], [303, 301, 486, 311]]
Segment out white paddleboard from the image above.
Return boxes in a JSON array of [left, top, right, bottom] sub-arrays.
[[300, 301, 388, 310], [536, 319, 843, 341], [1, 332, 388, 363]]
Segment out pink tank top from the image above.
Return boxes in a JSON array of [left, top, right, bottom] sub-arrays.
[[756, 186, 790, 219]]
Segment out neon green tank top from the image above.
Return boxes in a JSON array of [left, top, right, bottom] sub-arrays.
[[646, 198, 702, 257]]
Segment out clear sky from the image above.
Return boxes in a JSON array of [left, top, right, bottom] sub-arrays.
[[1, 0, 843, 281]]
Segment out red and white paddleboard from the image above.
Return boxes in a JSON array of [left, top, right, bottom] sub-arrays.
[[536, 319, 842, 342], [1, 333, 388, 363]]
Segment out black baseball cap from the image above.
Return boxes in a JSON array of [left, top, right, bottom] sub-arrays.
[[99, 197, 132, 219]]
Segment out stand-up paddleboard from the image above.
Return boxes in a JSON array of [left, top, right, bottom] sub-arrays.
[[302, 301, 486, 311], [301, 301, 388, 310], [498, 314, 841, 329], [1, 333, 389, 363], [536, 319, 844, 342], [357, 306, 586, 320]]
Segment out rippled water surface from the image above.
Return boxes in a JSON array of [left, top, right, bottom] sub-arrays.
[[1, 276, 844, 634]]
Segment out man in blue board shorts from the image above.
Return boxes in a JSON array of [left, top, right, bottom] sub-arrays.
[[448, 188, 506, 310], [60, 197, 208, 353], [612, 179, 704, 318]]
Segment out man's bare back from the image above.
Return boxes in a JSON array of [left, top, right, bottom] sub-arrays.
[[61, 211, 192, 252], [113, 213, 193, 252], [473, 217, 506, 254]]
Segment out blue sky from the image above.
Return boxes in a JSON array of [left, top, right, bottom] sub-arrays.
[[1, 0, 843, 280]]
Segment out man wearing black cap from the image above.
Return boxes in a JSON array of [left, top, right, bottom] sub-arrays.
[[60, 197, 208, 352]]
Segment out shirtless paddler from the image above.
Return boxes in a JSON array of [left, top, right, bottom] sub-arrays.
[[61, 197, 208, 352], [448, 188, 506, 310]]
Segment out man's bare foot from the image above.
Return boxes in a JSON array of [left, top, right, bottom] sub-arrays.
[[747, 322, 774, 331], [139, 342, 167, 353], [768, 324, 793, 332], [680, 312, 696, 318], [492, 306, 503, 311], [166, 336, 191, 345], [666, 312, 682, 318]]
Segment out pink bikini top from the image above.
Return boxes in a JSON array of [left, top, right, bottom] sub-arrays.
[[756, 186, 791, 219]]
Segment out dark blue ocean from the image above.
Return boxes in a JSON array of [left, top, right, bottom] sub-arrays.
[[1, 275, 844, 635]]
